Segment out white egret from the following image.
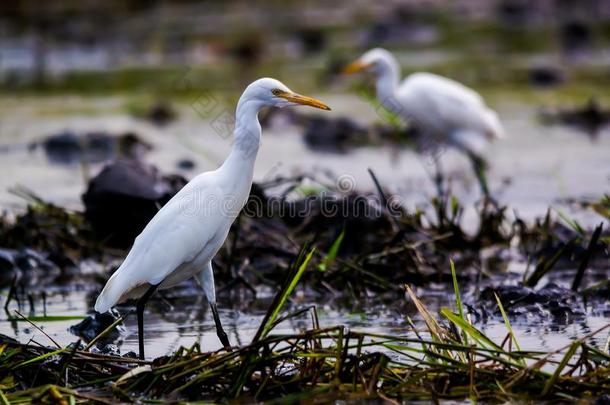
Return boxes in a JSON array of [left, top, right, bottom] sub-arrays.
[[343, 48, 504, 196], [94, 78, 331, 359]]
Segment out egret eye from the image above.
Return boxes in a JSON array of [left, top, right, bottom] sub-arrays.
[[271, 88, 286, 96]]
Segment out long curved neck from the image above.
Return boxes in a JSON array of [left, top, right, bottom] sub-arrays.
[[375, 61, 400, 108], [218, 97, 263, 186]]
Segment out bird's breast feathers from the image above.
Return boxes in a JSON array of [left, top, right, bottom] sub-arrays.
[[114, 173, 245, 287]]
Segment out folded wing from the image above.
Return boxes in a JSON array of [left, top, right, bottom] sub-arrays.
[[95, 174, 220, 312]]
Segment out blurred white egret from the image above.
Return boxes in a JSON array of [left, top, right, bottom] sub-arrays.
[[343, 48, 504, 196], [94, 78, 331, 359]]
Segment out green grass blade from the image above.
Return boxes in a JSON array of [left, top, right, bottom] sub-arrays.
[[12, 348, 66, 369], [0, 389, 9, 405], [541, 342, 579, 396], [317, 229, 344, 272], [494, 293, 525, 366], [554, 207, 585, 235], [450, 260, 468, 347], [450, 260, 464, 320], [494, 294, 521, 351], [257, 248, 315, 341], [441, 308, 504, 352]]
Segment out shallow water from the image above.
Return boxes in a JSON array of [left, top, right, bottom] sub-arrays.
[[2, 281, 609, 360], [0, 94, 608, 225], [0, 92, 609, 358]]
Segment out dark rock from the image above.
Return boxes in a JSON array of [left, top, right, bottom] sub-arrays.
[[39, 131, 151, 165], [560, 21, 591, 53], [145, 102, 177, 126], [123, 351, 138, 358], [303, 116, 369, 153], [529, 67, 564, 88], [177, 159, 196, 170], [479, 283, 586, 324], [82, 159, 187, 248], [539, 98, 610, 139], [230, 36, 263, 66], [69, 310, 123, 344], [296, 28, 327, 54], [41, 131, 112, 164]]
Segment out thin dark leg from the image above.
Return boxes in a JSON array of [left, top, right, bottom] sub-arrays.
[[210, 303, 231, 350], [433, 158, 444, 197], [136, 284, 158, 360], [468, 153, 490, 198], [4, 275, 18, 311]]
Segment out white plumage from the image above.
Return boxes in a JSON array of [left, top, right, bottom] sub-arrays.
[[94, 173, 232, 313], [344, 48, 504, 194], [346, 48, 503, 152], [399, 73, 503, 138], [94, 78, 330, 358]]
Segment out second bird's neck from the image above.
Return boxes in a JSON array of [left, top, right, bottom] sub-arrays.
[[375, 64, 400, 109]]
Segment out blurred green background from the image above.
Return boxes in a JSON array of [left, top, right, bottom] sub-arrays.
[[1, 0, 609, 102]]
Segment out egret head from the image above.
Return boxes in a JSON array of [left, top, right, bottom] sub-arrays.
[[342, 48, 399, 78], [241, 78, 331, 111]]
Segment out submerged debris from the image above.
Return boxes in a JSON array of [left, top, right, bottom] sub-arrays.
[[176, 158, 196, 170], [539, 98, 610, 139], [34, 131, 152, 164], [303, 116, 370, 152], [145, 101, 177, 126], [261, 109, 419, 153], [69, 309, 124, 345], [528, 66, 565, 88], [479, 283, 586, 324]]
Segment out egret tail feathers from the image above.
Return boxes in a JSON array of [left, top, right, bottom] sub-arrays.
[[485, 110, 505, 139], [450, 129, 488, 156], [94, 269, 148, 313]]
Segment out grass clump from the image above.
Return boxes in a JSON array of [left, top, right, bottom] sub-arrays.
[[1, 260, 609, 403]]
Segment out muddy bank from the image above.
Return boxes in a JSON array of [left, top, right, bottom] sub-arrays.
[[1, 160, 607, 301]]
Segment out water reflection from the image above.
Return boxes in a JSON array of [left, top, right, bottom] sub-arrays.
[[1, 283, 607, 360]]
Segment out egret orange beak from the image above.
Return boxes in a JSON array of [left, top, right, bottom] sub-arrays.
[[341, 60, 371, 74], [276, 91, 331, 110]]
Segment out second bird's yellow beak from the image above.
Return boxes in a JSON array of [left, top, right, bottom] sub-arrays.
[[277, 91, 331, 110], [341, 60, 371, 74]]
